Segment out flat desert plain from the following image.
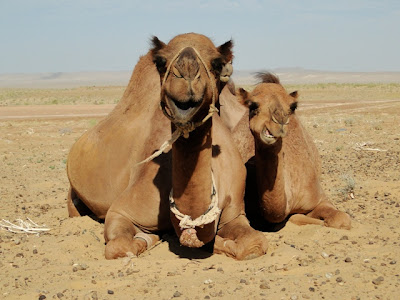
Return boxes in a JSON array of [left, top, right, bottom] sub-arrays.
[[0, 81, 400, 300]]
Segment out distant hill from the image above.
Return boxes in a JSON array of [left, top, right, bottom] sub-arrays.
[[1, 68, 399, 88], [232, 68, 400, 85], [0, 71, 132, 88]]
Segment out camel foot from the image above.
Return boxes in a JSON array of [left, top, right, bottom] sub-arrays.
[[214, 215, 268, 260], [105, 233, 159, 260], [305, 201, 352, 230], [322, 211, 351, 230], [289, 210, 351, 230], [289, 214, 324, 226]]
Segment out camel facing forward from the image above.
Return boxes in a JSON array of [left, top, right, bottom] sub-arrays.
[[67, 33, 268, 260], [236, 73, 351, 229]]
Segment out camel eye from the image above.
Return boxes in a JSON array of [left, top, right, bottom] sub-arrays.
[[271, 114, 279, 124], [172, 66, 183, 78]]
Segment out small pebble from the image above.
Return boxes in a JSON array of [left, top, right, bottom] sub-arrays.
[[345, 257, 352, 262], [126, 268, 139, 275], [390, 260, 397, 265], [372, 276, 384, 285], [300, 260, 308, 266], [259, 283, 270, 289], [336, 277, 343, 283], [72, 263, 88, 271], [325, 273, 333, 279], [107, 290, 114, 295], [33, 249, 38, 254], [39, 296, 46, 300], [173, 291, 182, 297], [321, 252, 329, 259], [56, 292, 64, 298], [309, 287, 315, 292]]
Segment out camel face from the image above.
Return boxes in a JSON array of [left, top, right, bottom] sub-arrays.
[[238, 83, 298, 146], [151, 34, 233, 124], [160, 47, 209, 123]]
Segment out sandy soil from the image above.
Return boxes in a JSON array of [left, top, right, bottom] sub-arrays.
[[1, 99, 400, 300]]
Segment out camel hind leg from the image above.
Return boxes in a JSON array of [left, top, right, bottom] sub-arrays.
[[289, 200, 351, 230]]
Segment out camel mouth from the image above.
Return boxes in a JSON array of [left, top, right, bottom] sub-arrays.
[[260, 127, 277, 145], [166, 95, 202, 123]]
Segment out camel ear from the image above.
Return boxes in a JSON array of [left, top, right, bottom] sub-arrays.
[[211, 39, 234, 80], [150, 36, 167, 74], [290, 90, 299, 99], [237, 88, 259, 116], [217, 40, 234, 62], [237, 88, 249, 106], [150, 36, 166, 54]]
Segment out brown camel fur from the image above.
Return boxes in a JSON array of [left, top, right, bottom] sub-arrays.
[[67, 33, 268, 260], [234, 72, 351, 230]]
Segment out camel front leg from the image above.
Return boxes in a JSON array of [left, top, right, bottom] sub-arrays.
[[290, 200, 351, 230], [104, 210, 160, 259], [214, 215, 268, 260]]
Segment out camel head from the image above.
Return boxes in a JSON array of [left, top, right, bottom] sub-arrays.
[[151, 33, 233, 124], [237, 72, 298, 146]]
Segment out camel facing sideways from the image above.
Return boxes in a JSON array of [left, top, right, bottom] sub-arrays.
[[236, 73, 351, 230], [67, 33, 268, 260]]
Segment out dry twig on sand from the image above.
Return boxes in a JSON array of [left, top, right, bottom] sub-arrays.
[[0, 218, 50, 234], [353, 142, 387, 152]]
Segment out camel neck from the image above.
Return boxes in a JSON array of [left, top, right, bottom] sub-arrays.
[[255, 139, 287, 220], [171, 119, 213, 219]]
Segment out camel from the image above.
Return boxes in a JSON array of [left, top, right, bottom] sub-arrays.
[[232, 72, 351, 229], [67, 33, 268, 260]]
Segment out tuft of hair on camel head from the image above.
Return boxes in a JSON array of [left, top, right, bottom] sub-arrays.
[[255, 72, 281, 84]]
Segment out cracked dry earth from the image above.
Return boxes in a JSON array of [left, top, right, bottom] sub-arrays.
[[0, 98, 399, 300]]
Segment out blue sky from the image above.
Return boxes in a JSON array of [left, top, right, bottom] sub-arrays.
[[1, 0, 399, 73]]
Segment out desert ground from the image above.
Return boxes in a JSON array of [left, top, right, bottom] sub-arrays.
[[1, 81, 400, 300]]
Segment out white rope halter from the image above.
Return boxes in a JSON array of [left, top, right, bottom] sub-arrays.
[[137, 46, 219, 165], [169, 172, 221, 230]]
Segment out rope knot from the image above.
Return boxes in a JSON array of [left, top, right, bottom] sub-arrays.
[[170, 172, 221, 230]]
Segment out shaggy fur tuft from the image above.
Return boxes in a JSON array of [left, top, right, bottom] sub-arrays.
[[255, 72, 280, 84]]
